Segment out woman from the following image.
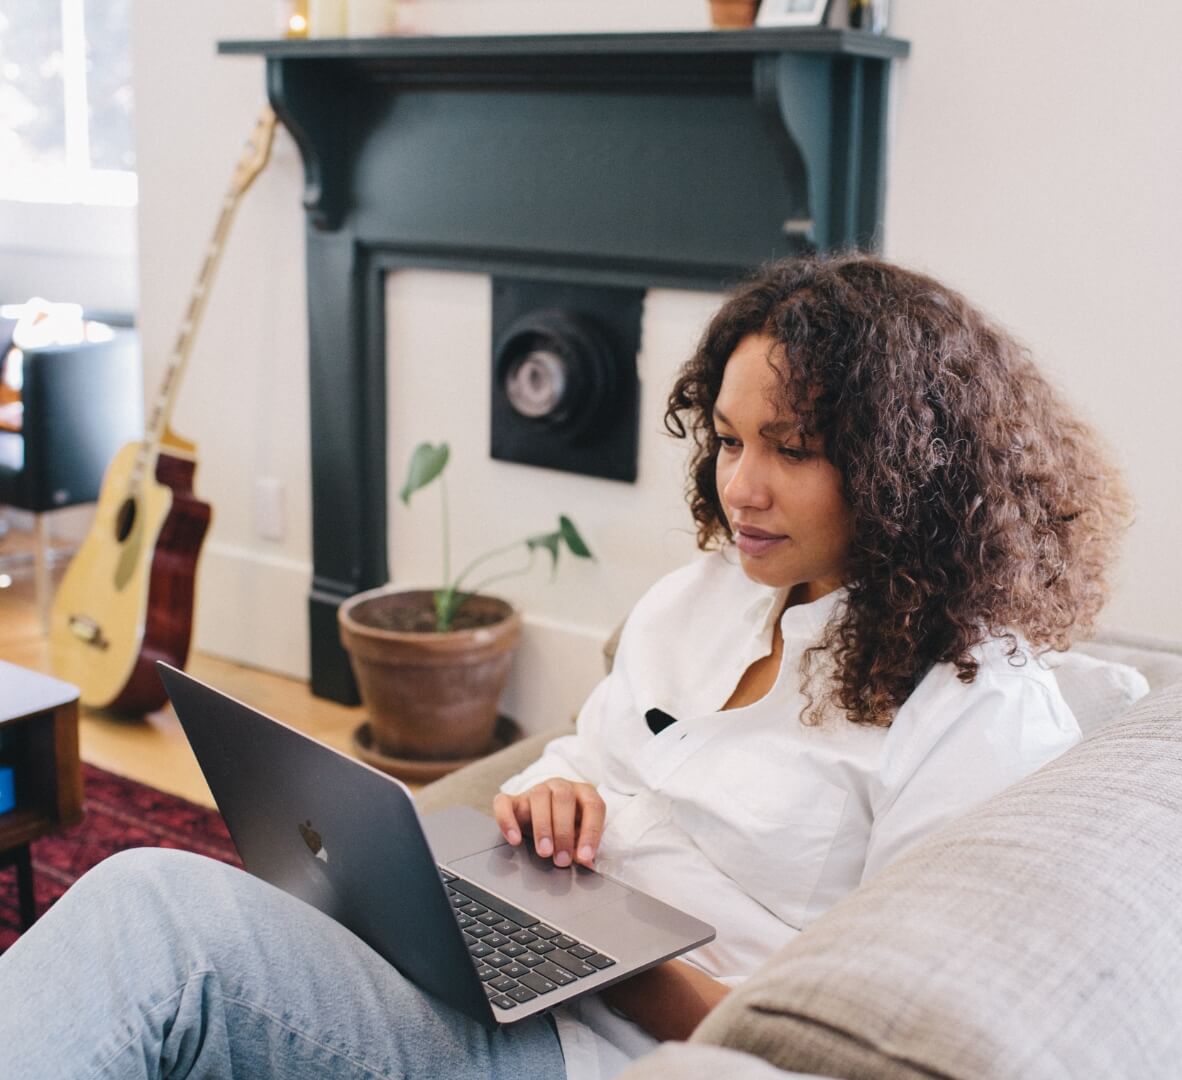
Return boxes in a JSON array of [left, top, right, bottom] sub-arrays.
[[490, 254, 1130, 1074], [0, 255, 1131, 1079]]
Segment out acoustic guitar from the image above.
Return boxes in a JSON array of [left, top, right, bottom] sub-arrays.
[[50, 108, 278, 713]]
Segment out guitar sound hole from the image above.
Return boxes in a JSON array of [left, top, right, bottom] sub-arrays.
[[115, 499, 137, 542]]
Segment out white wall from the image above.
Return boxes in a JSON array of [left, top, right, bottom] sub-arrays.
[[126, 0, 1182, 733]]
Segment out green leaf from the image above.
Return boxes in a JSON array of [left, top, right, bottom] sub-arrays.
[[526, 530, 561, 574], [558, 515, 593, 559], [434, 586, 459, 632], [399, 442, 449, 505]]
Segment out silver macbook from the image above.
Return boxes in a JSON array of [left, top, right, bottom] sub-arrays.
[[157, 663, 715, 1027]]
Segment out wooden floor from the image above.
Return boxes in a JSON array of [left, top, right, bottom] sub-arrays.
[[0, 535, 366, 810]]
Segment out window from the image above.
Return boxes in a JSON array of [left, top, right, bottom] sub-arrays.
[[0, 0, 136, 206]]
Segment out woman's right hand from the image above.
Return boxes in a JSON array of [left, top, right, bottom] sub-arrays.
[[492, 778, 606, 869]]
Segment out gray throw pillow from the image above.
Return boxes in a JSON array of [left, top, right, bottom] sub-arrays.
[[692, 680, 1182, 1079]]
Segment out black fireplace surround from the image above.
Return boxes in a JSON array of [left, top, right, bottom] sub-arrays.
[[219, 28, 909, 703]]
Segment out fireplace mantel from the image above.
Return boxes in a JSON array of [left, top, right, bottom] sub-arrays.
[[220, 28, 909, 702]]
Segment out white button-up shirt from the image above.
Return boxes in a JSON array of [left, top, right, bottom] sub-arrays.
[[503, 551, 1081, 1079]]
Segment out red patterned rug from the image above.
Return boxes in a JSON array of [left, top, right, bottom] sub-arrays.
[[0, 764, 241, 952]]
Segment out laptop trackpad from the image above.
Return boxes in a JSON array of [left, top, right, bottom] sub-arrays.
[[450, 845, 631, 920]]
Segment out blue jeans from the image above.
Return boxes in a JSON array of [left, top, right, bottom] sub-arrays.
[[0, 848, 566, 1078]]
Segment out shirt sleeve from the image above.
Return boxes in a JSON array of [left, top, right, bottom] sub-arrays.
[[860, 671, 1080, 884]]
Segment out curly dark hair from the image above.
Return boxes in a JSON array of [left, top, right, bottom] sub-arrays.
[[665, 254, 1133, 727]]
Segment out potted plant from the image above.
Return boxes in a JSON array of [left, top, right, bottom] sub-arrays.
[[339, 442, 593, 780], [709, 0, 760, 28]]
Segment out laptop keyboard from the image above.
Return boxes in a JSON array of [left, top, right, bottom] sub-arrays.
[[439, 867, 616, 1011]]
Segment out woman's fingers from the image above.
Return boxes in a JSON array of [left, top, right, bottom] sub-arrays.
[[528, 784, 558, 859], [491, 779, 607, 868], [574, 786, 606, 868], [547, 781, 579, 866], [491, 792, 525, 846]]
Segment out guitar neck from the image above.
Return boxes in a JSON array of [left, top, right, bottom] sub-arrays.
[[143, 191, 245, 456]]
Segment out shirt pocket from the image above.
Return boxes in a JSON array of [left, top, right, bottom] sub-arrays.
[[675, 744, 849, 930]]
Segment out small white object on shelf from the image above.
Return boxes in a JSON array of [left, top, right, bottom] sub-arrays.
[[756, 0, 830, 28], [348, 0, 396, 36]]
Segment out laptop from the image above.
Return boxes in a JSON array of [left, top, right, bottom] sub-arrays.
[[157, 663, 715, 1027]]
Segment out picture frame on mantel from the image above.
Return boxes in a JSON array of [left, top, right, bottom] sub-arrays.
[[756, 0, 831, 27]]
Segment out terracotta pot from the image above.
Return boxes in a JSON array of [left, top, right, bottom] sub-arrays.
[[709, 0, 759, 28], [338, 587, 522, 760]]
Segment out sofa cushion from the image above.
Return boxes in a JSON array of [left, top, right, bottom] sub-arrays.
[[1044, 648, 1148, 737], [1077, 634, 1182, 694], [692, 679, 1182, 1079]]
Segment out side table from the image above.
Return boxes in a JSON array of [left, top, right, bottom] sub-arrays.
[[0, 661, 83, 929]]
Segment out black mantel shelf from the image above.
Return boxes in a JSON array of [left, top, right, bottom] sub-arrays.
[[220, 27, 909, 702], [219, 28, 908, 62]]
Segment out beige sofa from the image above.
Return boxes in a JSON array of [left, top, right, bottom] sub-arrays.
[[415, 635, 1182, 1079]]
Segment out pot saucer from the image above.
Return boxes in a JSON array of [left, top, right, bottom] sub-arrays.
[[352, 714, 522, 784]]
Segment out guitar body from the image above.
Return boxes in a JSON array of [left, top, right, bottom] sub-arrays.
[[50, 441, 212, 713]]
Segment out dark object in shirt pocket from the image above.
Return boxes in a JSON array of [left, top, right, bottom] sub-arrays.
[[646, 708, 679, 735]]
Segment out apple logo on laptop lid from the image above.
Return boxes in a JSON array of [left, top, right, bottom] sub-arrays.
[[299, 819, 329, 863]]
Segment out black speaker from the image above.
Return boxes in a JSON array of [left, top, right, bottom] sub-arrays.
[[490, 277, 643, 483]]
